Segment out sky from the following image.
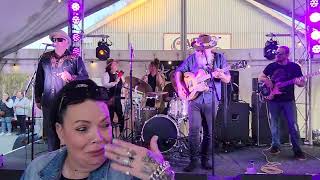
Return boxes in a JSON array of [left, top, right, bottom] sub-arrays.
[[23, 0, 133, 49]]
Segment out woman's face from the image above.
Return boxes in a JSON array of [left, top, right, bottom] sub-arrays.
[[149, 64, 157, 74], [110, 62, 118, 72], [56, 99, 112, 171], [2, 94, 9, 100]]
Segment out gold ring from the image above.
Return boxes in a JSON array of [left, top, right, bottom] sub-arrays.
[[125, 171, 130, 176]]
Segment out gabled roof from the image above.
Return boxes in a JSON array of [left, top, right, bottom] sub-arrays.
[[0, 0, 119, 58], [0, 0, 306, 58]]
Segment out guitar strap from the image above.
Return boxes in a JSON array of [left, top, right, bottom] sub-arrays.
[[213, 52, 222, 69]]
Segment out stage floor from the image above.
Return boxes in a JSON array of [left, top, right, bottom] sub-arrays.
[[1, 143, 319, 179], [168, 144, 320, 176]]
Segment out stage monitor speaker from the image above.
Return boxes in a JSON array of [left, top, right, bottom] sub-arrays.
[[221, 70, 239, 102], [251, 92, 289, 145], [215, 102, 249, 142]]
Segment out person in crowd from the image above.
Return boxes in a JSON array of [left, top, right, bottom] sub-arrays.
[[21, 79, 174, 180], [34, 30, 89, 151], [142, 58, 166, 107], [259, 45, 306, 160], [175, 34, 231, 172], [101, 59, 125, 133], [0, 93, 14, 135], [13, 91, 30, 135]]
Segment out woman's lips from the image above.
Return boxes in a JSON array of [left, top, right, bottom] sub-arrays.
[[88, 148, 104, 156]]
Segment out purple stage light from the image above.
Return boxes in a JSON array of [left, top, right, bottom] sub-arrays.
[[310, 12, 320, 23], [72, 33, 81, 42], [72, 47, 81, 56], [311, 30, 320, 40], [310, 0, 319, 8], [71, 2, 80, 11], [72, 16, 81, 24], [312, 45, 320, 53]]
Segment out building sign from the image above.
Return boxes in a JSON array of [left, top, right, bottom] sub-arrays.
[[163, 33, 231, 50]]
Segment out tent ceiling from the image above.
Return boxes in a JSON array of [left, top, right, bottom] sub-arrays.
[[0, 0, 119, 58], [254, 0, 306, 20], [0, 0, 306, 58]]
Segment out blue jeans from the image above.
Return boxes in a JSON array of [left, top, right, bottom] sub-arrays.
[[188, 96, 219, 161], [267, 101, 302, 153], [1, 117, 13, 133], [42, 106, 56, 152]]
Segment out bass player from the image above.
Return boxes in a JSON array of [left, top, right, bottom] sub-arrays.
[[175, 34, 231, 172], [258, 45, 306, 160]]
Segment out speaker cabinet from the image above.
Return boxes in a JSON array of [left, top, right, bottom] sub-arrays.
[[251, 92, 289, 145], [221, 70, 239, 103], [215, 102, 249, 142]]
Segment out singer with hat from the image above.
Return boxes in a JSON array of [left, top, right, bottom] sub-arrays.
[[34, 30, 89, 152], [175, 34, 231, 172]]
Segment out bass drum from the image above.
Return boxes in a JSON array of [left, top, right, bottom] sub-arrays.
[[142, 114, 178, 153]]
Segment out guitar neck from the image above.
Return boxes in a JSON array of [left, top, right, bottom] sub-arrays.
[[278, 71, 320, 88]]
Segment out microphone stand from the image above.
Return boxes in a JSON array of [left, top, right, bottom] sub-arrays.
[[24, 45, 49, 160], [129, 44, 134, 144], [203, 50, 220, 176]]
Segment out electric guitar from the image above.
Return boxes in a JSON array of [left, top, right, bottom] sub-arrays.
[[260, 69, 320, 100], [178, 60, 247, 101]]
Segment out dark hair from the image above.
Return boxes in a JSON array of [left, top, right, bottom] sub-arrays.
[[49, 79, 109, 150], [105, 59, 116, 72], [150, 58, 160, 69]]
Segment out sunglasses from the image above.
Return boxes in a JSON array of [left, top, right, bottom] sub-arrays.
[[58, 84, 109, 114], [52, 38, 66, 42]]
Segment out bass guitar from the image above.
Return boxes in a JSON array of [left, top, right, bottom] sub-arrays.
[[260, 69, 320, 100], [179, 60, 247, 101]]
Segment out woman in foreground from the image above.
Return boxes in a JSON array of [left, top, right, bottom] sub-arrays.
[[21, 79, 174, 180]]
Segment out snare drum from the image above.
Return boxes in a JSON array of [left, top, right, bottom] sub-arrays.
[[142, 114, 178, 153], [168, 98, 188, 121]]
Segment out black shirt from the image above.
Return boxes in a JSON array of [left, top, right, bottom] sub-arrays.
[[107, 71, 123, 98], [263, 61, 303, 102], [146, 74, 157, 107], [34, 50, 89, 107]]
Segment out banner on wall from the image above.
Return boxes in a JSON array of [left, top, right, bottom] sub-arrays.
[[163, 33, 231, 50]]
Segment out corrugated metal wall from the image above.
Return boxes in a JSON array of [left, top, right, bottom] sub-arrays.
[[85, 0, 292, 50]]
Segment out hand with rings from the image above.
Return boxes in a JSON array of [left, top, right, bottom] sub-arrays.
[[105, 136, 174, 180]]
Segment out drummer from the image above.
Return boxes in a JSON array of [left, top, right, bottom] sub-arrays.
[[142, 58, 166, 107]]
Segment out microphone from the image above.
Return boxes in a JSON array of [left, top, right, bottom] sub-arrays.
[[42, 43, 54, 47], [129, 43, 134, 58]]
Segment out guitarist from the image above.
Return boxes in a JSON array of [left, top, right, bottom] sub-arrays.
[[175, 34, 231, 172], [258, 46, 306, 160]]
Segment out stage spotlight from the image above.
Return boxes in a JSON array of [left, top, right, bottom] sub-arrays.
[[72, 33, 81, 42], [71, 2, 80, 11], [72, 16, 81, 25], [96, 40, 110, 61], [72, 47, 81, 56], [264, 39, 278, 60]]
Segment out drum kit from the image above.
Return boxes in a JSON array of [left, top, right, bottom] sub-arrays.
[[123, 76, 189, 153]]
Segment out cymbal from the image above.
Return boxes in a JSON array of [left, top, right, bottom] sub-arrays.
[[125, 76, 152, 94], [147, 91, 168, 96]]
